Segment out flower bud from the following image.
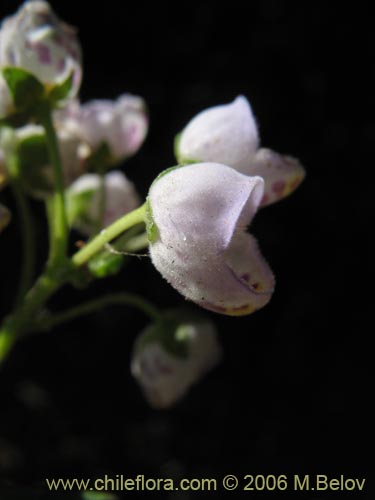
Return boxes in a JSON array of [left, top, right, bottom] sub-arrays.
[[131, 310, 222, 408], [13, 123, 88, 198], [78, 94, 148, 165], [66, 170, 141, 236], [0, 1, 82, 97]]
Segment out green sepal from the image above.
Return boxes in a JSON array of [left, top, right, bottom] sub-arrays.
[[145, 165, 187, 244], [88, 250, 124, 279], [2, 67, 44, 111], [48, 72, 74, 104], [145, 197, 159, 243]]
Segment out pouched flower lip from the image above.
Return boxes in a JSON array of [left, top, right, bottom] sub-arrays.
[[67, 170, 141, 236], [176, 95, 305, 206], [131, 309, 222, 409], [147, 162, 275, 316], [0, 0, 82, 96]]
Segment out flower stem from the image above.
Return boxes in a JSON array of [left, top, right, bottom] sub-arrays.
[[32, 293, 161, 332], [39, 104, 68, 266], [0, 271, 61, 361], [9, 177, 35, 306], [71, 203, 147, 267]]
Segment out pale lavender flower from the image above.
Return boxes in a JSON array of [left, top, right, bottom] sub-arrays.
[[0, 1, 82, 96], [78, 95, 148, 164], [176, 96, 305, 206], [147, 163, 275, 315], [67, 170, 140, 236], [131, 312, 222, 409]]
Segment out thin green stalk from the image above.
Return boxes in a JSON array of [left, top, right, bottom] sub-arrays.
[[10, 181, 35, 305], [0, 271, 61, 360], [39, 105, 68, 266], [72, 203, 147, 267], [33, 293, 161, 332]]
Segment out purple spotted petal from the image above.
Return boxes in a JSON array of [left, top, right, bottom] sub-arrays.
[[79, 94, 148, 163], [148, 162, 274, 315], [0, 1, 82, 96], [242, 148, 306, 206], [177, 96, 259, 170]]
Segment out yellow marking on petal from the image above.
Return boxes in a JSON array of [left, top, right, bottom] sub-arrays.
[[289, 175, 304, 193], [225, 303, 256, 317]]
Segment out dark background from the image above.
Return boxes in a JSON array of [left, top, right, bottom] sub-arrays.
[[0, 1, 373, 498]]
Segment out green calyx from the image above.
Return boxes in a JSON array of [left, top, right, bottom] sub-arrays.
[[2, 67, 75, 119], [145, 197, 159, 243]]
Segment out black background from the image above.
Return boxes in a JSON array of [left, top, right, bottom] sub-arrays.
[[0, 1, 373, 499]]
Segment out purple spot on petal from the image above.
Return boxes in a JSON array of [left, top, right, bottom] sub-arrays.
[[240, 273, 250, 282], [272, 180, 286, 196], [34, 43, 52, 65]]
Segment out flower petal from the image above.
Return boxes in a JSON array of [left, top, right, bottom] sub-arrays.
[[177, 96, 259, 171], [243, 148, 306, 206], [148, 162, 273, 315]]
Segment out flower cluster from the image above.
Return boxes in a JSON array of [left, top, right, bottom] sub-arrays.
[[0, 1, 305, 408]]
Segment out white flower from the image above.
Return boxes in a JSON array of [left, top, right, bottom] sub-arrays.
[[147, 163, 275, 315], [176, 96, 305, 205], [78, 94, 148, 164]]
